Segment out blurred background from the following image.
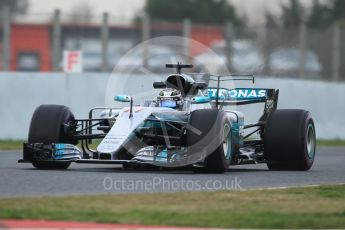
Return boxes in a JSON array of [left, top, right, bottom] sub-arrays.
[[0, 0, 344, 140], [0, 0, 344, 79]]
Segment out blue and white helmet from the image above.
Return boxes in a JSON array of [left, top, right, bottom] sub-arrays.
[[157, 88, 182, 109]]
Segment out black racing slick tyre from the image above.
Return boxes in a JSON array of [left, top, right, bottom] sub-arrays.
[[28, 104, 77, 169], [187, 109, 232, 173], [264, 109, 316, 171]]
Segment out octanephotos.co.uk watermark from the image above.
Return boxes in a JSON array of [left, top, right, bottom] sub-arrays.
[[103, 176, 243, 192]]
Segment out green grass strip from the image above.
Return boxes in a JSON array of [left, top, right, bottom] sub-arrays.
[[0, 185, 345, 228]]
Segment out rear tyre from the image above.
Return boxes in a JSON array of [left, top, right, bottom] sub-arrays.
[[29, 104, 77, 169], [187, 109, 231, 173], [264, 109, 316, 171]]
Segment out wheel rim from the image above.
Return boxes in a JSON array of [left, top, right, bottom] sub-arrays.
[[223, 124, 231, 158], [306, 123, 316, 159]]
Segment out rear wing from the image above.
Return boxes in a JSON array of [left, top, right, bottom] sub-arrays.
[[207, 87, 278, 106], [207, 74, 279, 122]]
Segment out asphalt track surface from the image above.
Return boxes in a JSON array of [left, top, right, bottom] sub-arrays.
[[0, 147, 344, 197]]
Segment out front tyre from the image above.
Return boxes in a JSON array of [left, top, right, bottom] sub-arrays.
[[187, 109, 232, 173], [264, 110, 316, 171], [28, 104, 77, 169]]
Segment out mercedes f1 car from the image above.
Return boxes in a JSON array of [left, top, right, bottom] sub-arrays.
[[19, 63, 316, 173]]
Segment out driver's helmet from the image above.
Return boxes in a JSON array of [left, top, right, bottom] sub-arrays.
[[156, 88, 183, 109]]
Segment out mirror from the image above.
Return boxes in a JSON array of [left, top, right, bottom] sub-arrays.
[[191, 96, 211, 104], [114, 95, 132, 102]]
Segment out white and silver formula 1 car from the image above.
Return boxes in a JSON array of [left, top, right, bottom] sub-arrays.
[[19, 63, 316, 173]]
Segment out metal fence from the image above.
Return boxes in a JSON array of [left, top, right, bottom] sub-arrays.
[[1, 8, 345, 81]]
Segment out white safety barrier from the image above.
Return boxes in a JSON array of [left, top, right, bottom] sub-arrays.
[[0, 72, 344, 140]]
